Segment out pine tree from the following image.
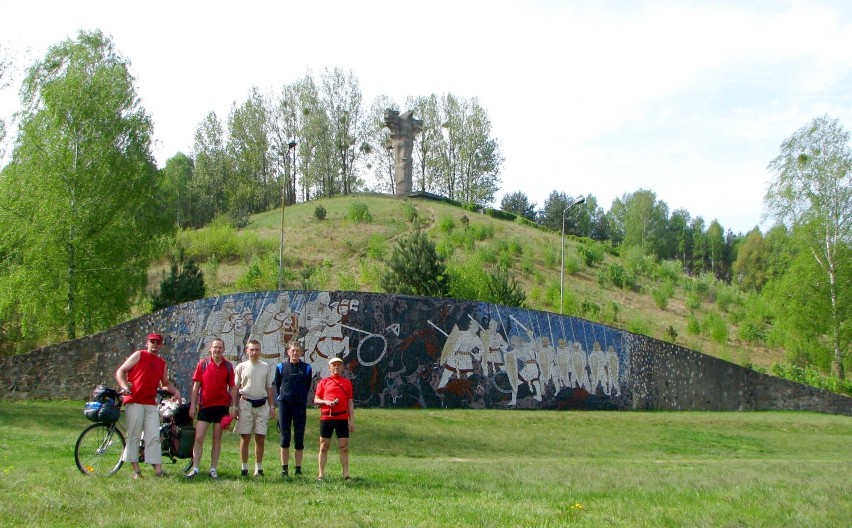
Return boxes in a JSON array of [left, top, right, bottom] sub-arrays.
[[380, 230, 449, 297], [152, 258, 206, 311]]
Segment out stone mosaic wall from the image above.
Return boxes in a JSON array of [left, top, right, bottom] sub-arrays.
[[1, 290, 849, 415]]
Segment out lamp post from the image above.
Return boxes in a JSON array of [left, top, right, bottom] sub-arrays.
[[278, 138, 297, 290], [560, 196, 586, 314]]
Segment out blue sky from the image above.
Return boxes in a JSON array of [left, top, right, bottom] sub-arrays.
[[1, 0, 851, 234]]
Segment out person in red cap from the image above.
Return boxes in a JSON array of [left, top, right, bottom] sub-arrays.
[[313, 356, 355, 481], [186, 338, 237, 479], [115, 332, 181, 479]]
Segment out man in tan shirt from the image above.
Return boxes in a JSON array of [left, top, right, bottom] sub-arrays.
[[234, 339, 275, 477]]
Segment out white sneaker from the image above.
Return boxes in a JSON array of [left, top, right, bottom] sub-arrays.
[[209, 468, 218, 479], [184, 469, 198, 479]]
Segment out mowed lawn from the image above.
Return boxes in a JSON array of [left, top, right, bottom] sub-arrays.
[[0, 400, 849, 527]]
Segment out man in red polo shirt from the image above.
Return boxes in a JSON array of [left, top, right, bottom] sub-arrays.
[[186, 338, 237, 479], [115, 332, 181, 479], [313, 356, 355, 482]]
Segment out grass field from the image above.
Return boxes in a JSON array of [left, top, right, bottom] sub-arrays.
[[0, 401, 849, 527]]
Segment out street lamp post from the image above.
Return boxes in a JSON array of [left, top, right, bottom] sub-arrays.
[[560, 196, 586, 314], [278, 138, 297, 290]]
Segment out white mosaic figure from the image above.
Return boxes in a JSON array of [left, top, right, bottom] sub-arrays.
[[437, 319, 484, 390], [568, 341, 591, 391]]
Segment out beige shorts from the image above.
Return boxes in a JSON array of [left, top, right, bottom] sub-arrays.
[[236, 398, 270, 435]]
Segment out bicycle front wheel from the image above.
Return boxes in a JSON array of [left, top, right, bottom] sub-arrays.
[[75, 423, 126, 476]]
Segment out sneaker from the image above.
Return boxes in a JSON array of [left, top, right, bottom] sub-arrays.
[[281, 469, 288, 478], [254, 469, 264, 477], [209, 469, 218, 479], [131, 471, 143, 480], [294, 467, 302, 476], [240, 469, 248, 477], [185, 469, 198, 479]]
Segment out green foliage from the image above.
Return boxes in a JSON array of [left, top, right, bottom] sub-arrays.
[[657, 259, 683, 282], [771, 364, 852, 396], [626, 317, 651, 336], [687, 313, 701, 335], [313, 204, 327, 220], [402, 202, 418, 223], [623, 246, 655, 277], [702, 312, 729, 344], [346, 201, 373, 223], [603, 263, 635, 290], [563, 252, 582, 275], [235, 252, 292, 292], [576, 242, 605, 267], [446, 258, 489, 301], [151, 257, 206, 311], [366, 234, 387, 260], [336, 271, 360, 291], [737, 321, 765, 344], [176, 221, 273, 262], [484, 267, 526, 307], [685, 291, 702, 310], [0, 30, 171, 340], [438, 215, 456, 233], [500, 191, 537, 220], [485, 207, 517, 221], [469, 222, 495, 241], [380, 230, 449, 297], [651, 282, 674, 310]]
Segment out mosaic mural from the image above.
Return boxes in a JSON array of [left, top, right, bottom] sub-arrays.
[[1, 290, 849, 414], [156, 291, 631, 410]]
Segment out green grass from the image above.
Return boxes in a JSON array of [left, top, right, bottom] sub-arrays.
[[1, 401, 850, 527]]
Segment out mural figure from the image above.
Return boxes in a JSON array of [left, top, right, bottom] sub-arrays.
[[301, 293, 359, 379], [253, 292, 300, 362], [434, 317, 484, 391], [553, 338, 572, 390], [480, 318, 508, 377], [569, 341, 591, 391], [202, 300, 253, 362], [606, 345, 621, 397]]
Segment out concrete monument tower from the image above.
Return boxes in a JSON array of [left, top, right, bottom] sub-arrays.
[[384, 109, 422, 195]]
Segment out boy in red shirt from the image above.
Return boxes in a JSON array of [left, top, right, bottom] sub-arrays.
[[313, 356, 355, 481], [186, 338, 237, 479]]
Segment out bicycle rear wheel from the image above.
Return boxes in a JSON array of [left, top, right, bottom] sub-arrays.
[[75, 423, 126, 476]]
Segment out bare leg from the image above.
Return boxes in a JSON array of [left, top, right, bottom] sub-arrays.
[[280, 446, 289, 465], [255, 434, 265, 464], [210, 423, 223, 468], [240, 434, 251, 464], [317, 437, 330, 479], [191, 421, 210, 470], [295, 448, 303, 467], [338, 438, 350, 478]]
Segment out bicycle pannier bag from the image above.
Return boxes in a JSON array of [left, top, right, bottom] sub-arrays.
[[84, 401, 120, 423], [175, 425, 195, 459]]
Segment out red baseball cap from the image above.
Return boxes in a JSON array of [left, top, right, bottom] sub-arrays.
[[147, 333, 164, 343], [221, 414, 233, 430]]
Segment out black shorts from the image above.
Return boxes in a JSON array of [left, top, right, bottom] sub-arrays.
[[320, 419, 350, 439], [197, 405, 229, 423]]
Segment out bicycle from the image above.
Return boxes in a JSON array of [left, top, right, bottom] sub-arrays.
[[75, 388, 194, 476]]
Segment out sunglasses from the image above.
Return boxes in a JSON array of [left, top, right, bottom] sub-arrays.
[[148, 339, 163, 344]]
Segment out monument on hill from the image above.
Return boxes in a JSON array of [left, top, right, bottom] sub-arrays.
[[384, 109, 422, 195]]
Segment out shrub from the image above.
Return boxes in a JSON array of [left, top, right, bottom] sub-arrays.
[[477, 246, 498, 264], [651, 282, 675, 310], [626, 317, 651, 336], [469, 223, 495, 241], [438, 215, 456, 233], [403, 202, 418, 223], [485, 208, 516, 221], [484, 267, 526, 307], [686, 312, 701, 335], [152, 257, 205, 311], [380, 230, 449, 297], [702, 312, 729, 344], [366, 235, 387, 260], [737, 321, 765, 344], [576, 242, 605, 267], [337, 271, 360, 291], [563, 253, 582, 275], [314, 204, 327, 220], [771, 364, 852, 396], [346, 201, 373, 223], [657, 259, 683, 282], [607, 263, 635, 289]]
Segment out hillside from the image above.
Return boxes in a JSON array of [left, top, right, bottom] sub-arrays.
[[153, 193, 785, 371]]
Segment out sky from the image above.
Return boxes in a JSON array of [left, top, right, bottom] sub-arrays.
[[1, 0, 851, 234]]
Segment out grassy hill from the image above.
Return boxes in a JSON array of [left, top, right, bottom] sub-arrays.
[[153, 193, 785, 371]]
